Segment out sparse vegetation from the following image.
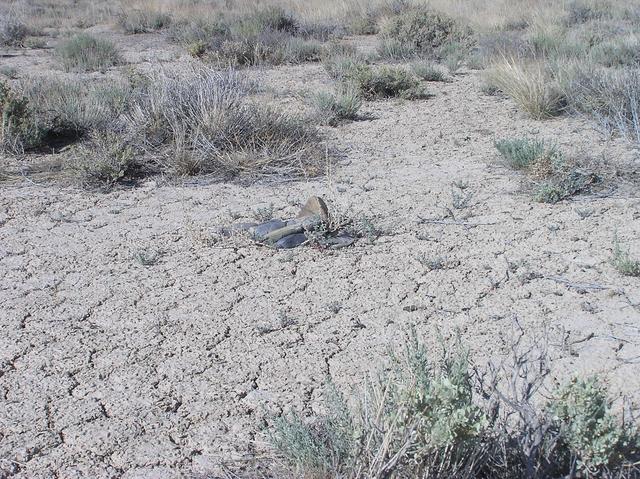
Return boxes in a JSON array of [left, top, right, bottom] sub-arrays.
[[495, 138, 599, 203], [612, 239, 640, 277], [167, 6, 326, 66], [70, 131, 137, 188], [118, 8, 171, 34], [271, 333, 640, 478], [56, 34, 123, 72], [0, 14, 28, 46]]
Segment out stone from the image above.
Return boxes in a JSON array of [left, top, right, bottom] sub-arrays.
[[252, 219, 286, 240], [275, 233, 307, 249], [297, 196, 329, 222], [322, 235, 355, 249], [263, 224, 304, 243]]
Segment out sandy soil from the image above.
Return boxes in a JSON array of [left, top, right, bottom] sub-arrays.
[[1, 27, 640, 478]]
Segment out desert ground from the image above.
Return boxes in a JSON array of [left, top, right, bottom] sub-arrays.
[[1, 1, 640, 477]]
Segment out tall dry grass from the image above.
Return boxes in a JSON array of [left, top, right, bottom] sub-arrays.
[[487, 59, 565, 119]]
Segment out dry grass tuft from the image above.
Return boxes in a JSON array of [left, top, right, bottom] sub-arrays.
[[487, 59, 565, 119]]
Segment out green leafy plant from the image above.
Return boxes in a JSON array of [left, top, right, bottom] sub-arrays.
[[550, 378, 639, 473]]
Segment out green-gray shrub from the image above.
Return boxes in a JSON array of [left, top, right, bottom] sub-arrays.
[[21, 76, 130, 137], [494, 138, 554, 170], [534, 170, 598, 203], [70, 131, 137, 188], [271, 385, 354, 477], [0, 81, 44, 153], [590, 38, 640, 67], [312, 88, 362, 125], [550, 377, 639, 473], [56, 34, 123, 72], [380, 7, 473, 59], [270, 334, 640, 479], [345, 65, 426, 100], [412, 61, 450, 81], [611, 240, 640, 277]]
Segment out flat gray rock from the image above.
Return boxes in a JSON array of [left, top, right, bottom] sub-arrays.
[[274, 233, 307, 249], [252, 219, 287, 240], [322, 235, 355, 249]]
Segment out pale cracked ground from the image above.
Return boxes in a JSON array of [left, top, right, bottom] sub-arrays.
[[1, 31, 640, 479]]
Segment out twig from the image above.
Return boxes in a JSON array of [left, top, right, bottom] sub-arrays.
[[545, 276, 612, 291], [417, 216, 499, 227]]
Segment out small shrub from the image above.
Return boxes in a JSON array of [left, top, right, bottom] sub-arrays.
[[297, 20, 341, 41], [21, 76, 130, 139], [0, 81, 43, 153], [271, 385, 354, 477], [346, 65, 426, 100], [495, 138, 556, 171], [487, 59, 565, 119], [127, 66, 325, 178], [496, 138, 600, 203], [282, 37, 323, 63], [528, 25, 566, 57], [611, 240, 640, 277], [377, 37, 416, 59], [312, 88, 362, 125], [562, 67, 640, 144], [56, 34, 123, 72], [440, 41, 469, 73], [348, 12, 378, 35], [0, 14, 28, 46], [118, 8, 171, 34], [380, 7, 473, 59], [269, 333, 640, 479], [187, 40, 208, 58], [323, 51, 368, 81], [70, 131, 137, 188], [244, 6, 297, 35], [534, 170, 599, 203], [412, 61, 449, 81], [0, 66, 18, 79], [23, 37, 46, 49], [166, 18, 229, 47], [181, 11, 322, 67], [550, 377, 639, 473]]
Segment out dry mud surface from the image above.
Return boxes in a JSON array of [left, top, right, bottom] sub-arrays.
[[1, 31, 640, 478]]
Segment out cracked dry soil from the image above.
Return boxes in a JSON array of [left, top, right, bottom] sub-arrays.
[[1, 31, 640, 479]]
